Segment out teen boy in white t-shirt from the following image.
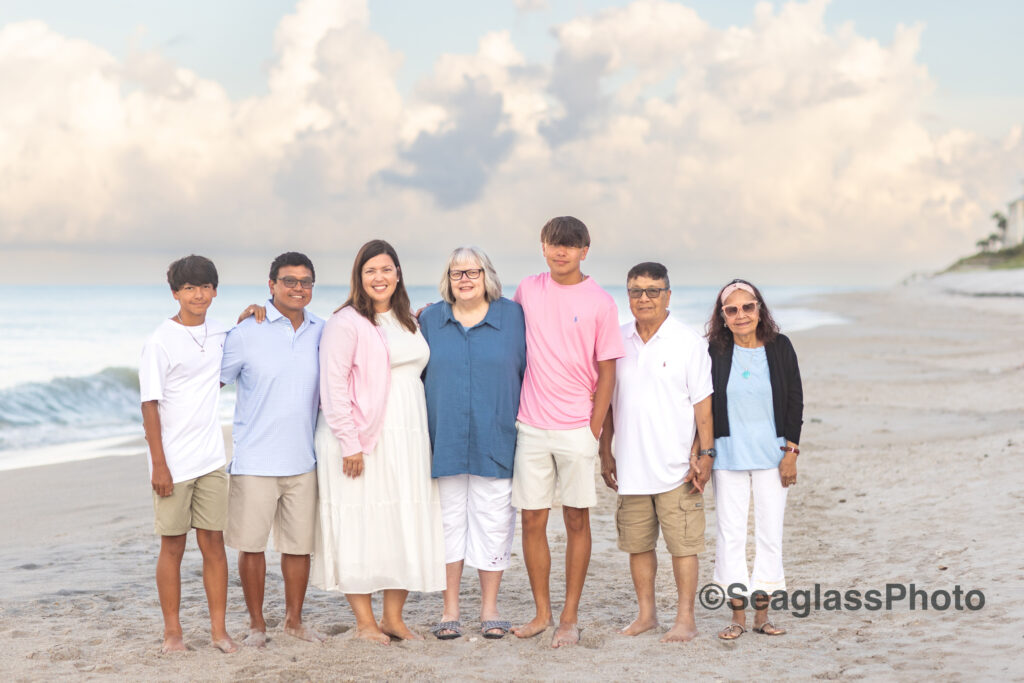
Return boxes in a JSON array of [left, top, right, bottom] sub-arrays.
[[139, 254, 237, 654]]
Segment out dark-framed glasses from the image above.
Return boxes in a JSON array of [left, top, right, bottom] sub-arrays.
[[449, 268, 483, 281], [722, 301, 759, 317], [627, 287, 669, 299], [278, 276, 315, 290]]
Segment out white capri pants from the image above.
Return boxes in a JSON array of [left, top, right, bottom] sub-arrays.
[[712, 468, 788, 595], [437, 474, 516, 571]]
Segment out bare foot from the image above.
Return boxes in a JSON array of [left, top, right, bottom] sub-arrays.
[[661, 622, 698, 643], [355, 627, 392, 646], [551, 622, 581, 648], [512, 616, 553, 639], [379, 619, 424, 641], [160, 634, 187, 654], [212, 636, 239, 653], [621, 616, 658, 636], [284, 623, 326, 643], [242, 629, 267, 648]]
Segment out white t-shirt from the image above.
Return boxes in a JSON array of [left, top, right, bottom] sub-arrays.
[[139, 317, 229, 483], [611, 313, 713, 495]]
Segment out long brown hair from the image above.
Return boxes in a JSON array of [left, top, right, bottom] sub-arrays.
[[337, 240, 417, 333], [705, 278, 780, 354]]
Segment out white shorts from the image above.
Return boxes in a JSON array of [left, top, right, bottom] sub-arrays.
[[510, 422, 599, 510], [437, 474, 516, 571]]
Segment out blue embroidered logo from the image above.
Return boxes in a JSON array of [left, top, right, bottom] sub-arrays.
[[573, 315, 578, 323]]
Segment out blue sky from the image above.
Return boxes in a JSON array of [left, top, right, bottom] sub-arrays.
[[1, 0, 1022, 285]]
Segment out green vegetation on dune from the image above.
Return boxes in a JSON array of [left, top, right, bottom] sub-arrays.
[[946, 242, 1024, 272]]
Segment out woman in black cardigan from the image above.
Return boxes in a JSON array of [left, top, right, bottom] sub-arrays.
[[705, 279, 802, 640]]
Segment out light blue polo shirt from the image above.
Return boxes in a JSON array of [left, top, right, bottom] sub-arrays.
[[220, 299, 323, 476]]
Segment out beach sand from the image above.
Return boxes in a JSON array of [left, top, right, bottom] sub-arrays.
[[1, 280, 1023, 680]]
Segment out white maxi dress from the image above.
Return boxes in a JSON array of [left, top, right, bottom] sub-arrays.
[[312, 310, 446, 594]]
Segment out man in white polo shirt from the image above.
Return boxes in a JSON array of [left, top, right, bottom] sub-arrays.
[[598, 262, 714, 643], [221, 252, 325, 647]]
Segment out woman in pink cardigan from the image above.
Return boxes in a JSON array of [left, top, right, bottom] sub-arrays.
[[311, 240, 445, 644]]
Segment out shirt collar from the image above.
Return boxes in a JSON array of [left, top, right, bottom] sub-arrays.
[[441, 300, 502, 330], [265, 299, 316, 327], [628, 311, 676, 343]]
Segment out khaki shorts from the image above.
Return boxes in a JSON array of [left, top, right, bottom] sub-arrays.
[[225, 471, 317, 555], [153, 467, 228, 536], [616, 481, 706, 557], [511, 422, 599, 510]]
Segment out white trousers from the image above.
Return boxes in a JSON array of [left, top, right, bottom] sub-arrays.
[[712, 468, 788, 595], [437, 474, 516, 571]]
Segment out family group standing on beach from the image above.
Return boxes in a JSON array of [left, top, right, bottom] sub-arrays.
[[139, 215, 803, 655]]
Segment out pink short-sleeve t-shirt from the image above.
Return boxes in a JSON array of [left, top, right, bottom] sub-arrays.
[[513, 272, 625, 429]]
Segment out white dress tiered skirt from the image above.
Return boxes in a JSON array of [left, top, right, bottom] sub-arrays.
[[311, 311, 445, 594]]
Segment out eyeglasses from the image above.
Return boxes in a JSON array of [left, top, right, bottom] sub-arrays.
[[449, 268, 483, 281], [721, 301, 759, 317], [628, 287, 669, 299], [277, 276, 314, 290]]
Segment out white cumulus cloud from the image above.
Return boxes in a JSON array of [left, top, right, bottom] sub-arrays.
[[0, 0, 1021, 286]]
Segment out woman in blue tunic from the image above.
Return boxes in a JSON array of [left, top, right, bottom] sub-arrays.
[[705, 279, 803, 640], [419, 246, 527, 640]]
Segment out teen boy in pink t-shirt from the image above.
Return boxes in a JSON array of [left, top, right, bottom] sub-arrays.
[[510, 216, 625, 648]]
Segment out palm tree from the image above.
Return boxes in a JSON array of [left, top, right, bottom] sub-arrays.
[[991, 212, 1008, 250]]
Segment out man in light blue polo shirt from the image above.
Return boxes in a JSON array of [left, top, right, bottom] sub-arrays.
[[221, 252, 324, 647]]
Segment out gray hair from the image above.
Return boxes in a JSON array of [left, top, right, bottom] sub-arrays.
[[439, 246, 502, 304]]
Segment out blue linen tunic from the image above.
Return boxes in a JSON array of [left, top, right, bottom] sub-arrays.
[[220, 299, 323, 476], [419, 297, 526, 478]]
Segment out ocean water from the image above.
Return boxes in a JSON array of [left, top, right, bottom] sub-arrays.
[[0, 283, 850, 460]]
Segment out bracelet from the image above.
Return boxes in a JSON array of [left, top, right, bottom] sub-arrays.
[[699, 448, 716, 458], [780, 446, 800, 455]]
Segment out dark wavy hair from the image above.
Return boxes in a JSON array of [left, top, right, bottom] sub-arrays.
[[167, 254, 218, 291], [705, 278, 780, 353], [338, 240, 417, 333], [540, 216, 590, 248]]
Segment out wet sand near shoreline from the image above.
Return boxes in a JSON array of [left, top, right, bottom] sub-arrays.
[[1, 283, 1023, 680]]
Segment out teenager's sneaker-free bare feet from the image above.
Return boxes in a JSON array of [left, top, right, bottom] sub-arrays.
[[512, 616, 553, 639], [160, 634, 187, 654], [551, 622, 581, 648]]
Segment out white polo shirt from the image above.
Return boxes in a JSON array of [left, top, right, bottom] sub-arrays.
[[611, 313, 713, 495]]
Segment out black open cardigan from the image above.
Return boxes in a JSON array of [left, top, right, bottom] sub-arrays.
[[710, 333, 803, 444]]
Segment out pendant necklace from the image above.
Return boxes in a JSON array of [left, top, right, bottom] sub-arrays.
[[176, 314, 208, 352], [734, 348, 754, 379]]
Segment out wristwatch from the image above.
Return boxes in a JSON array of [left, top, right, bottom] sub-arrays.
[[698, 448, 716, 458]]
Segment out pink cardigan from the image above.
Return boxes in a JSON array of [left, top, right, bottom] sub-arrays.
[[319, 306, 390, 458]]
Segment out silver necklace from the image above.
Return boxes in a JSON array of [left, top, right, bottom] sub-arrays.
[[734, 346, 755, 379], [176, 314, 208, 352]]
